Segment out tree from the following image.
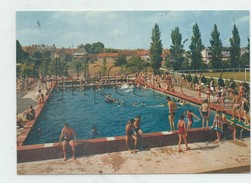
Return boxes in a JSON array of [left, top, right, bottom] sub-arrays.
[[114, 55, 127, 66], [84, 43, 92, 54], [209, 24, 223, 69], [229, 24, 241, 68], [126, 56, 146, 73], [92, 42, 105, 54], [240, 37, 250, 68], [102, 57, 107, 75], [149, 23, 163, 74], [189, 23, 204, 70], [16, 40, 29, 63], [169, 27, 184, 70], [218, 77, 225, 87]]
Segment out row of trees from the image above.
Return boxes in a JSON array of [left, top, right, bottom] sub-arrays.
[[149, 23, 250, 74], [17, 22, 249, 78]]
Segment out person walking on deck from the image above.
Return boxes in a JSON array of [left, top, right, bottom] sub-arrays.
[[177, 114, 189, 152]]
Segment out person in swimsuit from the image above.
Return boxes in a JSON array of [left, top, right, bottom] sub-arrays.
[[211, 110, 223, 143], [199, 99, 210, 129], [133, 115, 143, 149], [166, 96, 176, 131], [231, 97, 246, 121], [177, 114, 189, 152], [125, 119, 138, 153], [187, 109, 200, 129], [58, 123, 77, 161], [23, 105, 35, 121], [236, 98, 250, 123]]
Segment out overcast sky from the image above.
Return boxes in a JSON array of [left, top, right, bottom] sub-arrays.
[[16, 11, 249, 50]]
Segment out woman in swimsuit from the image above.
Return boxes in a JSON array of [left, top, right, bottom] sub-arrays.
[[177, 114, 189, 152], [187, 109, 200, 129]]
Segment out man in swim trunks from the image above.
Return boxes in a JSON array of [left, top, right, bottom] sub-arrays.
[[125, 119, 137, 153], [58, 122, 77, 161], [199, 99, 210, 129], [166, 96, 176, 131], [134, 115, 143, 149]]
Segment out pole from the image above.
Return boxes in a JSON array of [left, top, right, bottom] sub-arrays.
[[56, 57, 58, 82]]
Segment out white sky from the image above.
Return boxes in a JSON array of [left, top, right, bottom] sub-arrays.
[[16, 11, 249, 50]]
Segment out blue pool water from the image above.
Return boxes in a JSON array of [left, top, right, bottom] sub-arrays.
[[24, 85, 215, 145]]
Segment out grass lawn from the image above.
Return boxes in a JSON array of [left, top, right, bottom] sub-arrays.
[[201, 72, 250, 82]]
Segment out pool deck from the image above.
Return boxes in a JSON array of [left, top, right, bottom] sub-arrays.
[[16, 80, 250, 174], [17, 138, 250, 174]]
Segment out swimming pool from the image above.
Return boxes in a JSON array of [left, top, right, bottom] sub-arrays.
[[24, 85, 215, 145]]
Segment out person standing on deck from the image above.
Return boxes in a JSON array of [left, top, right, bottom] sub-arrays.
[[199, 99, 210, 129], [166, 96, 176, 131], [58, 123, 77, 161], [177, 114, 189, 152], [211, 110, 223, 143]]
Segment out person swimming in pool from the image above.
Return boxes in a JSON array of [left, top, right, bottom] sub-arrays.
[[58, 122, 77, 161]]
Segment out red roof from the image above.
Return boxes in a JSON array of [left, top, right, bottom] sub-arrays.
[[97, 53, 119, 58]]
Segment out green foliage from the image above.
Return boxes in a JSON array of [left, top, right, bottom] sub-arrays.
[[16, 40, 29, 63], [229, 24, 241, 68], [20, 62, 34, 77], [189, 23, 204, 70], [229, 78, 236, 89], [217, 77, 225, 87], [114, 55, 127, 66], [102, 57, 107, 75], [126, 57, 146, 73], [149, 24, 163, 74], [192, 75, 199, 84], [201, 75, 207, 84], [243, 82, 250, 92], [170, 27, 184, 70], [209, 24, 223, 69], [92, 42, 105, 54], [186, 74, 192, 82]]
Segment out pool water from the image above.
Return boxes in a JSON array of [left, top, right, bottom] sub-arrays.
[[24, 85, 215, 145]]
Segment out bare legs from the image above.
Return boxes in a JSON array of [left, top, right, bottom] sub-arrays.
[[178, 134, 188, 152], [62, 140, 76, 161]]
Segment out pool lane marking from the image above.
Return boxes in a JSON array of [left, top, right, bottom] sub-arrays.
[[161, 131, 173, 135], [44, 143, 54, 147], [106, 137, 116, 141]]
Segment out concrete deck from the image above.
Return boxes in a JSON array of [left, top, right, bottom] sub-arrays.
[[17, 138, 250, 174]]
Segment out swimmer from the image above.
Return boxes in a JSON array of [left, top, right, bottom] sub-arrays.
[[90, 125, 99, 135]]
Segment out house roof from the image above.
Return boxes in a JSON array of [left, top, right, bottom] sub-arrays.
[[73, 47, 87, 56], [97, 53, 119, 58], [137, 50, 149, 56], [118, 50, 138, 57], [22, 46, 37, 54]]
